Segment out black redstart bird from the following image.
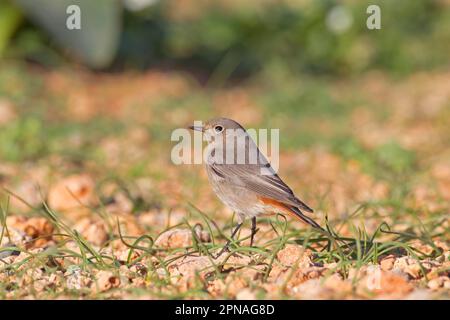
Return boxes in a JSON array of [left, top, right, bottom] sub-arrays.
[[189, 117, 323, 254]]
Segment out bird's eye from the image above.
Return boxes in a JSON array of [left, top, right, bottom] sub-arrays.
[[214, 125, 224, 133]]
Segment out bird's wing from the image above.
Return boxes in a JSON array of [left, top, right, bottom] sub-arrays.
[[210, 162, 314, 213], [208, 129, 313, 213]]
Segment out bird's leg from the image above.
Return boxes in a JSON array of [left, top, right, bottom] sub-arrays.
[[217, 222, 243, 257], [250, 217, 257, 247]]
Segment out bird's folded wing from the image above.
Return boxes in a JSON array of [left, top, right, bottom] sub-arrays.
[[210, 163, 313, 213]]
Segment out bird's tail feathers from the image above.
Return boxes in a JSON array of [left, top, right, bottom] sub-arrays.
[[289, 206, 325, 231]]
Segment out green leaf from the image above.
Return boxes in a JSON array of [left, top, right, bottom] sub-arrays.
[[0, 1, 23, 56], [15, 0, 122, 68]]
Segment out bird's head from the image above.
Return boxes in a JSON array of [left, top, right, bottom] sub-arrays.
[[188, 117, 245, 143]]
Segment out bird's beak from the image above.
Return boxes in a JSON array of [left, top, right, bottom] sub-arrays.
[[188, 125, 204, 132]]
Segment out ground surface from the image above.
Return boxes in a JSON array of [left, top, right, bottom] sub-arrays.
[[0, 63, 449, 299]]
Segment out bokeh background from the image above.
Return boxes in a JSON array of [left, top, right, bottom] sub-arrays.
[[0, 0, 449, 299]]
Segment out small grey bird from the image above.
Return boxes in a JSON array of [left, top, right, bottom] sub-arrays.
[[189, 117, 323, 254]]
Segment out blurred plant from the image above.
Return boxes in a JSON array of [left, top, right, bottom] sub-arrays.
[[0, 0, 449, 75], [335, 138, 416, 180], [0, 1, 22, 57], [13, 0, 122, 68], [158, 0, 449, 76], [0, 117, 47, 162]]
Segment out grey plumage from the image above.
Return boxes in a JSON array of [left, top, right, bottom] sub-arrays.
[[197, 117, 320, 229]]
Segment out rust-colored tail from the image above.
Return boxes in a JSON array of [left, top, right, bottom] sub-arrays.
[[258, 196, 324, 231]]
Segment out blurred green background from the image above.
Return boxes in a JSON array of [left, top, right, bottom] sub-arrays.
[[1, 0, 449, 75]]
